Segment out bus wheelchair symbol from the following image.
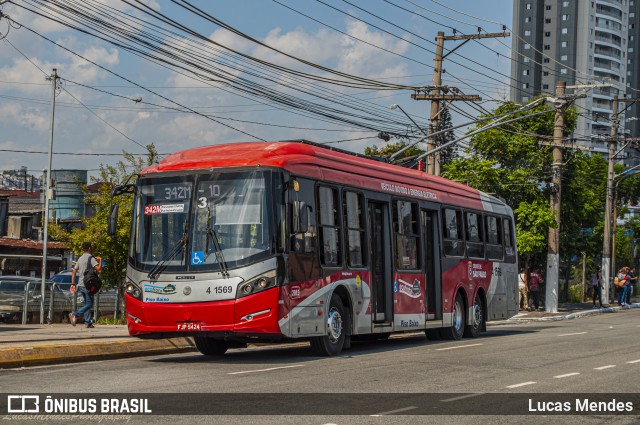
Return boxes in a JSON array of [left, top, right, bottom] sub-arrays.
[[191, 251, 204, 265]]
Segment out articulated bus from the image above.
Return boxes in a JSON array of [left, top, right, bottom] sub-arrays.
[[110, 140, 518, 356]]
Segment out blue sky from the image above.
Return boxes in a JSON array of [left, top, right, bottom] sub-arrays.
[[0, 0, 514, 177]]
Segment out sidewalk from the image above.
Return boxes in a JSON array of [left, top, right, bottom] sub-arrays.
[[0, 323, 196, 369], [0, 298, 638, 369]]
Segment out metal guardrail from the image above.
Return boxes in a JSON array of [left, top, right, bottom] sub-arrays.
[[0, 279, 122, 324]]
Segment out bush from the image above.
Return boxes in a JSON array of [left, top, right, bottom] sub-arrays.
[[96, 316, 127, 325], [567, 283, 584, 303]]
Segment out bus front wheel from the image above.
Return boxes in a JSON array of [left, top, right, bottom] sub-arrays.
[[310, 294, 346, 356], [441, 293, 465, 340], [194, 336, 230, 356]]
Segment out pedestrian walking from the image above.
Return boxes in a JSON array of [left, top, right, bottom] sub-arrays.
[[528, 268, 543, 311], [615, 267, 631, 307], [591, 266, 603, 308], [627, 267, 637, 305], [518, 268, 528, 311], [69, 242, 102, 328]]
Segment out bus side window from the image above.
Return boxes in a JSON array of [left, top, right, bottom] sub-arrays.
[[393, 200, 420, 269], [486, 216, 504, 261], [343, 191, 366, 268], [318, 186, 342, 267], [465, 211, 485, 259], [443, 208, 464, 257], [503, 218, 516, 262]]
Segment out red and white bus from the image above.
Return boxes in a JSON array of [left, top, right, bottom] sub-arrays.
[[111, 140, 518, 356]]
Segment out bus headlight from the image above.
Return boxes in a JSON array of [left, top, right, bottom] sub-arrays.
[[237, 272, 277, 298], [125, 279, 143, 301]]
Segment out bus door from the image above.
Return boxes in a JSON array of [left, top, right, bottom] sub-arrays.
[[422, 209, 442, 320], [369, 202, 393, 323]]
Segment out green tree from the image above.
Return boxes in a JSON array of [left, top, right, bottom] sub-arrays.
[[434, 102, 457, 165], [50, 145, 158, 292], [364, 141, 426, 168]]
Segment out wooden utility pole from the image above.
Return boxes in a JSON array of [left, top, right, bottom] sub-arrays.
[[411, 30, 509, 175], [545, 81, 566, 313]]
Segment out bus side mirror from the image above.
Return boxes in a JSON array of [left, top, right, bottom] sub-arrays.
[[293, 201, 311, 234], [107, 204, 119, 237]]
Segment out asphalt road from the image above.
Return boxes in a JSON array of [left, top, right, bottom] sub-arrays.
[[2, 310, 639, 424]]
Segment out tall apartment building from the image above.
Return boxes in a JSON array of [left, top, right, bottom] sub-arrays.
[[511, 0, 640, 163]]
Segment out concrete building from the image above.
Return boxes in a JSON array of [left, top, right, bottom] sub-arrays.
[[511, 0, 640, 163]]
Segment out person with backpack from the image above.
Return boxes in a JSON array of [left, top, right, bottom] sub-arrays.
[[528, 268, 544, 311], [69, 242, 102, 328]]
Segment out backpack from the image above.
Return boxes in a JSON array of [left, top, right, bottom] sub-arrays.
[[84, 267, 102, 295], [614, 274, 626, 288]]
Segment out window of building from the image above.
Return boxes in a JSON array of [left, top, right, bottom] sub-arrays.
[[543, 84, 549, 90], [631, 13, 635, 18], [523, 69, 530, 75], [545, 5, 552, 10], [562, 28, 568, 34], [545, 18, 552, 23], [343, 191, 365, 268], [543, 58, 550, 63], [543, 71, 549, 76], [545, 31, 551, 36], [561, 54, 568, 60], [630, 47, 635, 53], [562, 41, 568, 47], [523, 83, 529, 88], [525, 16, 532, 23], [526, 3, 532, 9], [524, 43, 531, 49], [443, 208, 463, 257], [544, 44, 551, 50], [562, 14, 569, 20], [525, 30, 531, 36], [393, 200, 420, 269], [563, 1, 570, 6], [317, 186, 341, 267], [561, 68, 568, 74], [524, 57, 530, 63], [465, 212, 485, 259]]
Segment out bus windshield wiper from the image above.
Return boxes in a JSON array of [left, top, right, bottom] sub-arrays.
[[148, 220, 188, 280], [205, 207, 229, 277]]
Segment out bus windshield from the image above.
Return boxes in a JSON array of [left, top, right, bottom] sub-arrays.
[[131, 171, 273, 273]]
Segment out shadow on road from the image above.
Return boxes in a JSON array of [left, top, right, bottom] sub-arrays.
[[148, 328, 541, 365]]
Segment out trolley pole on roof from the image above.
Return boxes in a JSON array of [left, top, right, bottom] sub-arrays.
[[545, 81, 566, 313]]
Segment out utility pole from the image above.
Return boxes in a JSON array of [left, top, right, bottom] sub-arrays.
[[411, 30, 508, 175], [602, 94, 618, 306], [545, 81, 566, 313], [41, 68, 58, 324]]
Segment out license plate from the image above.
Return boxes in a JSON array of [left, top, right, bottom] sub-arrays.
[[177, 322, 201, 331]]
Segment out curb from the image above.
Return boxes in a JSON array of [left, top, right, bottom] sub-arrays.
[[503, 303, 639, 323], [0, 337, 197, 369]]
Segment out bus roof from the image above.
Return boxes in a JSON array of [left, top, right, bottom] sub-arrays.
[[142, 140, 509, 213]]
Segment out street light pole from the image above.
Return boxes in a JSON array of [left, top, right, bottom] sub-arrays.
[[40, 68, 58, 324]]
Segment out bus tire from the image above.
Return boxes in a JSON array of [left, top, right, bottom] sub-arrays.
[[441, 293, 465, 340], [464, 293, 484, 338], [310, 294, 346, 356], [194, 336, 230, 356]]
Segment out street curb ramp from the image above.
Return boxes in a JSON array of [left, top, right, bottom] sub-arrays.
[[0, 337, 197, 369]]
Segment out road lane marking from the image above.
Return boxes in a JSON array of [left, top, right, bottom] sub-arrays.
[[435, 343, 483, 351], [554, 372, 580, 379], [440, 393, 484, 403], [228, 364, 305, 375], [370, 406, 418, 416], [506, 381, 536, 389], [627, 359, 640, 364], [594, 365, 616, 370], [557, 332, 587, 337]]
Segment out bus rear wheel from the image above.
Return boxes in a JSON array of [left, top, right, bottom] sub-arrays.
[[441, 293, 465, 340], [464, 293, 484, 338], [194, 336, 230, 356], [310, 294, 346, 356]]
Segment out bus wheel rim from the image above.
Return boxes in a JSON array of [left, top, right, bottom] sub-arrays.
[[472, 303, 482, 328], [327, 307, 343, 343], [454, 300, 463, 330]]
